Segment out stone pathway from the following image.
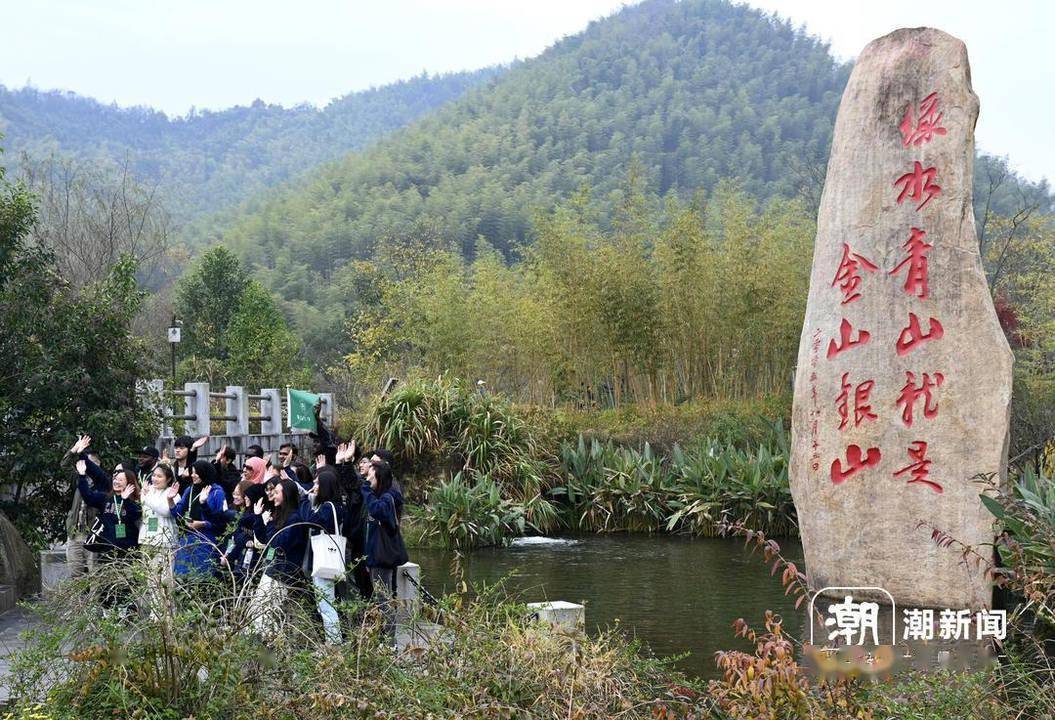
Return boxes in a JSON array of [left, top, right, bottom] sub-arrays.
[[0, 605, 38, 703]]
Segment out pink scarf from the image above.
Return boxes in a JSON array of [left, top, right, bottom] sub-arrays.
[[244, 456, 266, 484]]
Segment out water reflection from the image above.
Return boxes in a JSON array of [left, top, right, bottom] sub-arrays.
[[413, 533, 803, 678]]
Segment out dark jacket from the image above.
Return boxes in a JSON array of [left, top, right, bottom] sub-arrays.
[[282, 465, 313, 495], [336, 464, 367, 542], [222, 511, 259, 582], [299, 496, 344, 535], [361, 483, 404, 568], [336, 463, 372, 597], [77, 458, 141, 553], [212, 460, 241, 505], [311, 410, 339, 465], [66, 457, 100, 539], [253, 509, 308, 582]]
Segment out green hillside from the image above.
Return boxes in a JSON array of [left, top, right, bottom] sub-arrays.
[[221, 0, 851, 289], [0, 67, 503, 221]]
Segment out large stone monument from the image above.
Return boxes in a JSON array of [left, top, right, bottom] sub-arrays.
[[790, 28, 1012, 610]]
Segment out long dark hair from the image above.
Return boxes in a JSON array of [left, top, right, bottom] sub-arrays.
[[370, 460, 393, 496], [191, 459, 217, 486], [272, 479, 300, 529], [293, 463, 313, 488], [315, 467, 343, 506], [263, 476, 281, 511]]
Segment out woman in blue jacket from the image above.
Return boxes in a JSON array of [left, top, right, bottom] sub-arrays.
[[172, 459, 228, 579], [300, 466, 345, 643], [333, 443, 372, 599], [248, 478, 308, 635]]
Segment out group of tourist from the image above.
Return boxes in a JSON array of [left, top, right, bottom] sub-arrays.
[[63, 409, 408, 644]]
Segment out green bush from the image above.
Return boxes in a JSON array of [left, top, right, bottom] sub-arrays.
[[554, 422, 796, 537], [982, 467, 1055, 638], [554, 395, 791, 453], [859, 669, 1033, 720], [414, 472, 560, 550], [356, 379, 795, 544], [358, 377, 556, 499], [666, 427, 796, 537], [553, 437, 669, 532], [355, 377, 561, 548]]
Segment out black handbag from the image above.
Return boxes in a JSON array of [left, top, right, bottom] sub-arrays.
[[372, 498, 408, 568]]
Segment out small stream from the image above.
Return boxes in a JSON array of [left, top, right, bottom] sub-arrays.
[[413, 533, 803, 679]]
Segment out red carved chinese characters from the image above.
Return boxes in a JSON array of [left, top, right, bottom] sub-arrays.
[[896, 313, 944, 356], [894, 441, 942, 493], [832, 243, 879, 304], [826, 90, 951, 495], [836, 372, 877, 430], [895, 371, 944, 426], [827, 318, 871, 359], [889, 227, 932, 299], [899, 92, 947, 148], [830, 444, 882, 485], [894, 161, 941, 211]]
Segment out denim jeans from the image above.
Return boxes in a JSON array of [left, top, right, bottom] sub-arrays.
[[313, 574, 340, 643], [248, 574, 290, 636]]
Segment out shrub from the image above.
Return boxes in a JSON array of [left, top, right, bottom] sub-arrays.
[[556, 395, 791, 452], [554, 438, 670, 532], [355, 377, 561, 548], [358, 377, 558, 499], [9, 556, 706, 719], [415, 472, 557, 550], [666, 428, 796, 537], [553, 424, 796, 537]]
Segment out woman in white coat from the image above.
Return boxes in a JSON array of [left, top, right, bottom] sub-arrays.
[[139, 462, 181, 615]]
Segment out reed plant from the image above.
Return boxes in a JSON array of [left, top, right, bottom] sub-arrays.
[[358, 377, 556, 496], [554, 422, 796, 537]]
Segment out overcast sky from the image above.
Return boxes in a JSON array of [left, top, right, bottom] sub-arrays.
[[1, 0, 1050, 184]]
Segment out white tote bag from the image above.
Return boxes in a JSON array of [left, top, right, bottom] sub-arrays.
[[310, 502, 347, 580]]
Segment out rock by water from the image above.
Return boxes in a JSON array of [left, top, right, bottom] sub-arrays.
[[790, 28, 1012, 610]]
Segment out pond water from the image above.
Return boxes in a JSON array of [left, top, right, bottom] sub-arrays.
[[412, 533, 803, 679]]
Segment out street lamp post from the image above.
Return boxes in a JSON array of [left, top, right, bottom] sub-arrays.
[[167, 316, 182, 381]]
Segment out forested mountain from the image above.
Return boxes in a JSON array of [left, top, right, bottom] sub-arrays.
[[220, 0, 851, 286], [0, 67, 504, 221], [5, 0, 1050, 392]]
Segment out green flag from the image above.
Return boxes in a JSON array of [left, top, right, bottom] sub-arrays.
[[287, 388, 319, 431]]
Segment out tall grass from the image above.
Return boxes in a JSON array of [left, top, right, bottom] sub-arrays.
[[359, 377, 559, 548], [554, 421, 796, 536], [9, 556, 706, 719], [420, 473, 525, 549], [359, 377, 551, 502], [359, 378, 795, 546]]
